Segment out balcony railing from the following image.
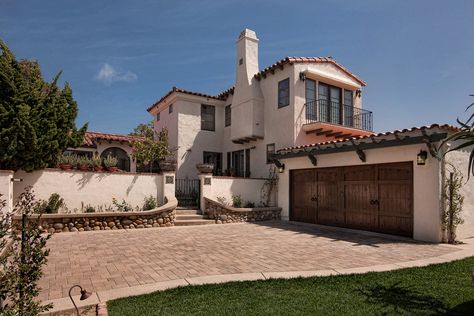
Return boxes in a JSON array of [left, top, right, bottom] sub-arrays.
[[305, 99, 373, 131]]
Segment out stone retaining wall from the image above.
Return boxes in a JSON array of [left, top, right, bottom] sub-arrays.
[[13, 197, 177, 233], [204, 198, 281, 224]]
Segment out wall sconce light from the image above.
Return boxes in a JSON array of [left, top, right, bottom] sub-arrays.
[[273, 159, 285, 173], [299, 72, 306, 81], [69, 284, 92, 316], [356, 89, 362, 98], [417, 150, 428, 165]]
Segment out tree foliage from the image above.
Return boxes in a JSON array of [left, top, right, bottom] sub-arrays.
[[129, 121, 154, 139], [440, 95, 474, 179], [131, 124, 171, 172], [0, 187, 52, 315], [0, 40, 87, 171]]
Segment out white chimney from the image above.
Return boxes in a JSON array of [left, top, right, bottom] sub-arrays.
[[235, 28, 259, 87], [231, 29, 264, 142]]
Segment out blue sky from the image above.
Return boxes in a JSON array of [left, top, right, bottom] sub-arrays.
[[1, 0, 473, 134]]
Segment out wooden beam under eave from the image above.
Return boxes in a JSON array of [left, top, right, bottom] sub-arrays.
[[232, 140, 244, 144], [305, 128, 323, 135], [334, 133, 352, 139], [316, 130, 333, 136], [326, 131, 343, 138]]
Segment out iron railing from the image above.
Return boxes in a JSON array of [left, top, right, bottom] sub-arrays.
[[305, 99, 373, 131]]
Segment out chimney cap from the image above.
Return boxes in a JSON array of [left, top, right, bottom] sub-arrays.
[[238, 28, 258, 41]]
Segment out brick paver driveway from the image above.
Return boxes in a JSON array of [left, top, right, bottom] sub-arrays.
[[39, 221, 458, 301]]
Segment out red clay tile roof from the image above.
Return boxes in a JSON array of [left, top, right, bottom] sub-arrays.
[[82, 131, 145, 147], [147, 86, 234, 112], [254, 56, 367, 86], [278, 124, 459, 153]]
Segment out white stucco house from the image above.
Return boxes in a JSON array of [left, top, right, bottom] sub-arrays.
[[146, 28, 473, 242]]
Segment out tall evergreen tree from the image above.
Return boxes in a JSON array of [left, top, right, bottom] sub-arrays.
[[0, 41, 87, 171]]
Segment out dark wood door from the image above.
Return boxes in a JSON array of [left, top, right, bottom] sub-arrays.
[[291, 169, 316, 223], [377, 163, 413, 237], [343, 165, 379, 231], [290, 162, 414, 237]]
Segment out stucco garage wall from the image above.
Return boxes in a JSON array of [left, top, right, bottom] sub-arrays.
[[278, 143, 442, 242], [207, 177, 275, 206], [13, 169, 163, 211], [445, 145, 474, 240]]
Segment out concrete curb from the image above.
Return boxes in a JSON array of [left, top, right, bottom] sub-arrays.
[[40, 238, 474, 315]]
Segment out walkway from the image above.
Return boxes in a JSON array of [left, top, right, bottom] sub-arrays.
[[39, 221, 473, 313]]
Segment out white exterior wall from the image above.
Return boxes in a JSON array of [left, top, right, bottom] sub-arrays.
[[13, 169, 163, 211], [445, 145, 474, 240], [0, 170, 14, 214], [278, 143, 442, 242], [207, 177, 272, 206]]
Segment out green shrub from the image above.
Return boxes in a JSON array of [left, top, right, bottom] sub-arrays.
[[244, 201, 255, 208], [104, 154, 118, 168], [231, 195, 243, 208], [34, 193, 64, 214], [91, 153, 102, 167], [143, 195, 157, 211], [112, 198, 132, 212]]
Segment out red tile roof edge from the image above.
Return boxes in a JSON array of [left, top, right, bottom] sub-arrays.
[[147, 86, 235, 112], [82, 131, 146, 147], [277, 124, 459, 153], [254, 56, 367, 86]]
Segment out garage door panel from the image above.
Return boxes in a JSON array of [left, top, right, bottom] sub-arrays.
[[291, 170, 316, 223], [290, 162, 413, 237]]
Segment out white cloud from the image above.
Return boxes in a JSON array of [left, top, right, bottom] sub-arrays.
[[95, 63, 137, 85]]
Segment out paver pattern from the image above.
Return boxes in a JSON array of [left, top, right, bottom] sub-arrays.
[[39, 221, 458, 301]]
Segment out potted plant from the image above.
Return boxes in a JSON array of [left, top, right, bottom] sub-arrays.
[[78, 156, 91, 171], [91, 153, 103, 172], [104, 154, 119, 172], [196, 163, 214, 174], [159, 158, 177, 172], [58, 153, 73, 170]]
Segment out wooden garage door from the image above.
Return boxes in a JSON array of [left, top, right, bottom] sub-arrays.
[[290, 162, 413, 237]]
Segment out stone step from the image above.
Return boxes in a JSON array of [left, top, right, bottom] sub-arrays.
[[176, 214, 206, 220], [174, 219, 215, 226], [175, 209, 202, 215]]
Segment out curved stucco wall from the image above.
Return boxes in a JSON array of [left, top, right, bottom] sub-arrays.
[[13, 169, 163, 211]]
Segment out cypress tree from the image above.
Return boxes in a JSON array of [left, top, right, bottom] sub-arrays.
[[0, 41, 87, 171]]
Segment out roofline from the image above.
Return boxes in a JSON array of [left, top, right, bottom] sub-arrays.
[[147, 86, 234, 112], [254, 56, 367, 86]]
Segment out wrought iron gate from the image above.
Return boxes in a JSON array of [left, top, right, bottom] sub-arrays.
[[175, 178, 200, 207]]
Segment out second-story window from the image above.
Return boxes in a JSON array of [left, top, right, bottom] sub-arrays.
[[156, 112, 160, 121], [278, 78, 290, 108], [305, 79, 316, 103], [344, 90, 354, 127], [201, 104, 215, 131], [225, 105, 231, 127], [169, 104, 173, 114]]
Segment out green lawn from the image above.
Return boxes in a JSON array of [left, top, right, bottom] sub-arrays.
[[107, 257, 474, 315]]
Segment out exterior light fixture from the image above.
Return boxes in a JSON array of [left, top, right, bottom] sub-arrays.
[[417, 150, 428, 165], [299, 72, 306, 81], [356, 89, 362, 97], [69, 285, 92, 316], [273, 159, 285, 173]]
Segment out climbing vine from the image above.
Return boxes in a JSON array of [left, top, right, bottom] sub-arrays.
[[442, 164, 464, 244]]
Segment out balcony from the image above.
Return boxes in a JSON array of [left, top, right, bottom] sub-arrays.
[[303, 99, 373, 138]]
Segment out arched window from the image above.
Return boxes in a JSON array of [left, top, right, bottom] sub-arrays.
[[101, 147, 131, 172]]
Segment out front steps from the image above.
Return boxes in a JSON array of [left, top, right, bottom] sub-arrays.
[[174, 208, 215, 226]]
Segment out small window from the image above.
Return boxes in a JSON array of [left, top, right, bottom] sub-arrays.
[[266, 143, 275, 164], [156, 112, 160, 121], [278, 78, 290, 108], [239, 58, 243, 65], [169, 104, 173, 114], [201, 104, 215, 131], [225, 105, 231, 127]]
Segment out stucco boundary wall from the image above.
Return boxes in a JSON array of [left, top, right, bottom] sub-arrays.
[[198, 175, 277, 210], [0, 170, 14, 215], [12, 196, 178, 233], [204, 197, 281, 223], [9, 169, 176, 212]]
